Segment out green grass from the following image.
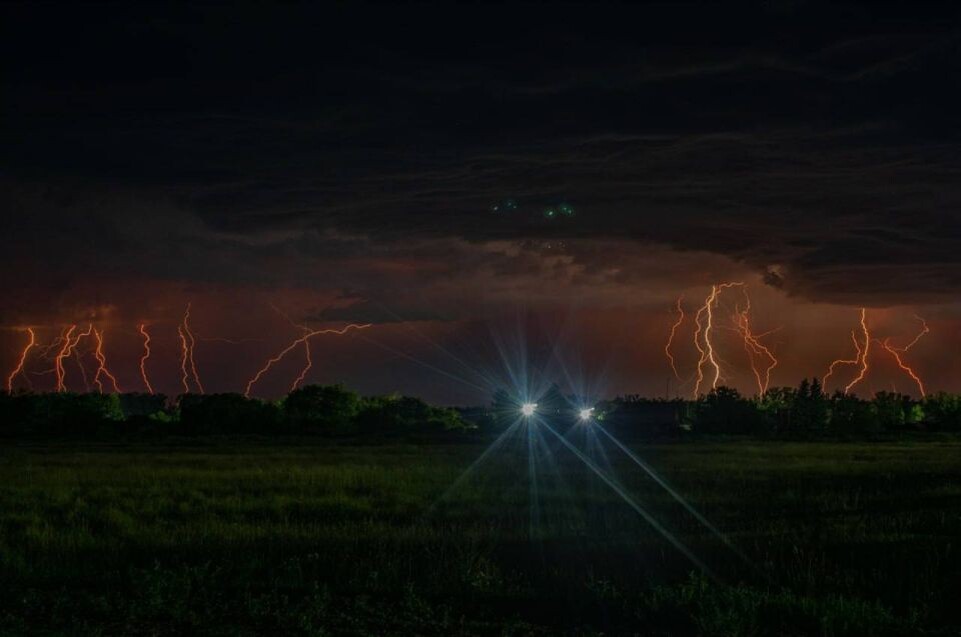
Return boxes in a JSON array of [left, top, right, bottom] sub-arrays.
[[1, 435, 960, 635]]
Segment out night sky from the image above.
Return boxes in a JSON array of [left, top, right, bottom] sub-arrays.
[[2, 2, 960, 403]]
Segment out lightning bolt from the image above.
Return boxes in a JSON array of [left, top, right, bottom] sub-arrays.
[[38, 331, 67, 361], [139, 323, 155, 394], [244, 323, 372, 398], [823, 309, 873, 394], [177, 326, 191, 394], [823, 329, 862, 391], [880, 315, 929, 397], [844, 308, 871, 394], [92, 328, 121, 394], [6, 327, 37, 393], [664, 296, 685, 380], [53, 326, 75, 391], [732, 288, 779, 396], [692, 282, 743, 397], [178, 304, 204, 394], [290, 338, 312, 392], [54, 324, 93, 392], [271, 304, 317, 393]]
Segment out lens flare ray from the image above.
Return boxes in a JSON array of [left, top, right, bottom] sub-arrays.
[[593, 422, 754, 568], [539, 419, 714, 577]]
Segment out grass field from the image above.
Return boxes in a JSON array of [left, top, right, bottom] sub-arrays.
[[1, 432, 960, 635]]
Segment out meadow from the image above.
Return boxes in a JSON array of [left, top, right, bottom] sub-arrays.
[[1, 434, 960, 635]]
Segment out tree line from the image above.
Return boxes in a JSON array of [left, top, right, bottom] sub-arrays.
[[2, 379, 960, 439], [603, 379, 961, 437], [0, 385, 469, 437]]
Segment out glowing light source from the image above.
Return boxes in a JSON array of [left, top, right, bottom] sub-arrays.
[[578, 407, 594, 421], [521, 402, 537, 417]]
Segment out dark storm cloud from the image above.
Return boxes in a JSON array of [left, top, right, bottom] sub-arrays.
[[310, 302, 451, 325], [2, 2, 960, 309]]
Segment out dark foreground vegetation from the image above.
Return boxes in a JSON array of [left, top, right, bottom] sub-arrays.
[[3, 382, 960, 633], [0, 384, 469, 439], [1, 439, 959, 635], [2, 377, 960, 439]]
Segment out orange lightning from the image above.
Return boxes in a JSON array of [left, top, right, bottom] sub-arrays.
[[732, 289, 779, 396], [92, 328, 121, 394], [178, 304, 204, 394], [843, 308, 871, 394], [692, 282, 743, 397], [6, 327, 37, 393], [881, 315, 929, 397], [177, 325, 191, 394], [290, 338, 313, 392], [38, 332, 68, 361], [245, 323, 372, 398], [139, 324, 155, 394], [53, 324, 94, 392], [53, 325, 76, 391], [664, 296, 685, 380], [823, 329, 862, 391], [271, 304, 317, 393]]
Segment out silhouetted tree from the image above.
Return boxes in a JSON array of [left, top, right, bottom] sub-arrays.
[[692, 386, 762, 434], [790, 378, 829, 434], [828, 391, 876, 434], [870, 391, 916, 431], [119, 393, 168, 419], [922, 392, 961, 430], [757, 386, 797, 433], [356, 393, 468, 435], [0, 392, 123, 436], [179, 393, 282, 434], [284, 384, 361, 433]]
